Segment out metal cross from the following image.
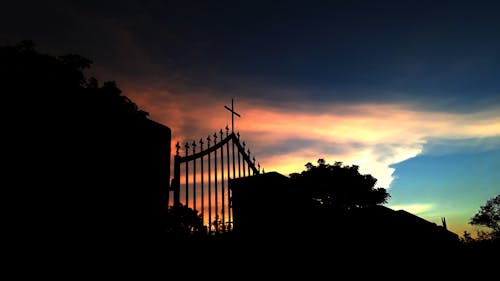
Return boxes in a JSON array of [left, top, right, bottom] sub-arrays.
[[224, 98, 241, 133]]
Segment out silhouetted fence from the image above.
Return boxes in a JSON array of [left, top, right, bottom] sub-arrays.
[[170, 127, 261, 232]]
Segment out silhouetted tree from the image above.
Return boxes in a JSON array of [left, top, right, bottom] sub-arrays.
[[461, 231, 474, 243], [470, 194, 500, 239], [290, 159, 390, 210], [165, 205, 206, 238], [1, 40, 148, 119]]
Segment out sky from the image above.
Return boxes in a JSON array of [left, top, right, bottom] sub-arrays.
[[3, 0, 499, 236]]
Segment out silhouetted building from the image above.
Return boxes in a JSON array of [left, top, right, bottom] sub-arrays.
[[3, 43, 171, 244], [343, 205, 459, 251], [230, 172, 307, 238], [47, 110, 172, 242], [87, 117, 171, 237], [230, 172, 459, 251]]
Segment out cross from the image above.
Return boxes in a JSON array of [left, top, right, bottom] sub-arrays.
[[224, 98, 241, 133]]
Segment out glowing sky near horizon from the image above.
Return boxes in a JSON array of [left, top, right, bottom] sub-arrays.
[[128, 89, 500, 191], [3, 0, 499, 236]]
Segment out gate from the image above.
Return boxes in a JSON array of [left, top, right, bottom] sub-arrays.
[[170, 127, 262, 232]]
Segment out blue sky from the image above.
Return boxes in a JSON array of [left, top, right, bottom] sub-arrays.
[[3, 0, 499, 235], [389, 138, 500, 234]]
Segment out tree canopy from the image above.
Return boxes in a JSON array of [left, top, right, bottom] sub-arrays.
[[470, 194, 500, 239], [165, 204, 206, 238], [2, 40, 148, 119], [289, 159, 390, 210]]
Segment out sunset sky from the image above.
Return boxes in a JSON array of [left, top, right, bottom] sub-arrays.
[[3, 0, 499, 236]]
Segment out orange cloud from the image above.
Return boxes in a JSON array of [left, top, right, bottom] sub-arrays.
[[120, 85, 500, 189]]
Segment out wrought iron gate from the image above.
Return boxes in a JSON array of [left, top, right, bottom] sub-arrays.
[[170, 127, 261, 232]]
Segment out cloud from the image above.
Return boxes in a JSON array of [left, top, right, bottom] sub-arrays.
[[118, 81, 500, 190], [21, 0, 497, 192], [388, 204, 434, 215], [236, 102, 500, 188], [421, 136, 500, 156]]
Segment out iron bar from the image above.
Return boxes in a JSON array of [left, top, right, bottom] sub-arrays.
[[200, 138, 204, 226], [237, 133, 241, 178], [230, 134, 235, 229], [185, 142, 189, 207], [226, 128, 231, 230], [207, 136, 212, 232], [213, 133, 218, 230], [220, 129, 225, 230], [192, 141, 197, 210]]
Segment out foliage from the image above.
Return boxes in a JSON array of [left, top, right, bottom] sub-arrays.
[[1, 40, 148, 118], [460, 231, 474, 244], [290, 159, 390, 209], [470, 194, 500, 239], [165, 204, 206, 237]]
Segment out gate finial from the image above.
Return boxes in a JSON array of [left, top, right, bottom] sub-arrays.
[[225, 125, 229, 137], [192, 141, 197, 153], [184, 142, 190, 155], [207, 135, 211, 147], [199, 138, 204, 150], [175, 142, 180, 156]]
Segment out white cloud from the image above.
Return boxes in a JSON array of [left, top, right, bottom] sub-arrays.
[[237, 102, 500, 188], [388, 204, 434, 215]]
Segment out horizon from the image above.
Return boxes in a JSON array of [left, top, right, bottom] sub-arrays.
[[3, 0, 499, 237]]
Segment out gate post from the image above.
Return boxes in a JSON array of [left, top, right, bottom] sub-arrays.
[[173, 155, 181, 206]]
